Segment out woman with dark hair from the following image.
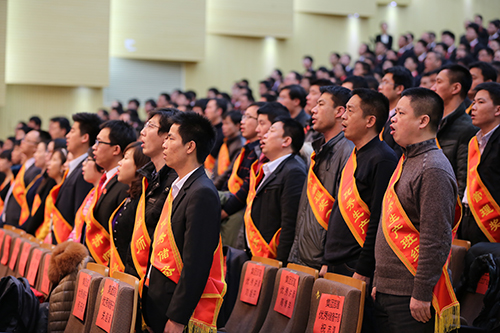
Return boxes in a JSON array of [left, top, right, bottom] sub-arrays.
[[109, 141, 150, 276], [0, 150, 14, 213]]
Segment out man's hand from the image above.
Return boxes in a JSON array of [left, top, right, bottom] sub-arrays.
[[352, 272, 371, 286], [221, 210, 228, 220], [163, 320, 185, 333], [410, 297, 432, 323], [371, 287, 376, 301], [319, 265, 328, 278]]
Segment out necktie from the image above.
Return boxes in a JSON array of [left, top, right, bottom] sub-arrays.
[[97, 173, 107, 198]]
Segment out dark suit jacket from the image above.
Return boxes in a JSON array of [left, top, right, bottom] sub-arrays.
[[249, 154, 306, 264], [381, 115, 403, 158], [4, 163, 41, 226], [93, 175, 129, 229], [144, 167, 221, 332], [375, 34, 393, 50], [55, 158, 93, 226]]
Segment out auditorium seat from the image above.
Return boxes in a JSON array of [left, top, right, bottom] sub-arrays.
[[87, 262, 110, 277], [450, 239, 471, 288]]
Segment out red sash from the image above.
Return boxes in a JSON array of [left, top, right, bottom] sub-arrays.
[[243, 161, 281, 258], [217, 140, 231, 176], [12, 164, 40, 225], [131, 178, 151, 288], [85, 191, 111, 265], [227, 148, 245, 194], [306, 151, 335, 230], [467, 137, 500, 242], [74, 188, 96, 243], [108, 199, 127, 277], [151, 190, 226, 333], [381, 156, 461, 333], [337, 149, 370, 247]]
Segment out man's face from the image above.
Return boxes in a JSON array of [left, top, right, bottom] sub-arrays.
[[466, 27, 478, 42], [470, 67, 486, 98], [431, 70, 454, 102], [470, 90, 500, 129], [419, 74, 437, 89], [424, 53, 440, 72], [256, 114, 272, 141], [342, 95, 371, 143], [442, 34, 454, 47], [414, 42, 426, 56], [398, 36, 407, 48], [278, 89, 296, 113], [284, 72, 299, 86], [378, 73, 399, 103], [49, 121, 65, 139], [145, 101, 154, 113], [488, 22, 498, 35], [204, 100, 220, 125], [341, 82, 354, 91], [157, 95, 168, 108], [20, 130, 39, 156], [340, 54, 351, 66], [478, 49, 493, 63], [261, 121, 286, 160], [329, 53, 339, 66], [311, 93, 340, 134], [162, 124, 188, 170], [241, 106, 259, 140], [306, 85, 322, 113], [391, 96, 423, 147], [93, 128, 116, 171], [222, 117, 240, 139], [140, 115, 166, 159], [353, 63, 365, 76], [66, 122, 84, 154]]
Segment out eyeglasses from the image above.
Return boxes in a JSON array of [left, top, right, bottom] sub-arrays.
[[242, 114, 258, 121], [143, 121, 160, 130], [95, 139, 116, 146]]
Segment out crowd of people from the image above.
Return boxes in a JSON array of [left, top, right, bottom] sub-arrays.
[[1, 14, 500, 333]]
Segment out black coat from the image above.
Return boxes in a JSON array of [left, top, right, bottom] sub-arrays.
[[143, 167, 221, 332]]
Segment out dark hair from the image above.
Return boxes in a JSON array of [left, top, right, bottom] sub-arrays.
[[490, 19, 500, 29], [53, 148, 68, 166], [208, 87, 219, 95], [72, 113, 102, 148], [311, 79, 335, 88], [39, 130, 52, 145], [248, 101, 267, 109], [342, 76, 369, 89], [257, 102, 291, 123], [290, 71, 302, 82], [29, 116, 41, 127], [160, 93, 171, 102], [401, 87, 443, 132], [261, 93, 277, 102], [87, 147, 104, 173], [148, 108, 180, 135], [365, 76, 379, 90], [219, 92, 232, 102], [222, 111, 242, 125], [0, 149, 12, 161], [320, 86, 352, 108], [280, 85, 307, 108], [355, 61, 371, 75], [474, 82, 500, 106], [193, 98, 209, 112], [440, 64, 473, 99], [468, 23, 480, 36], [124, 142, 150, 199], [274, 117, 305, 154], [128, 98, 140, 108], [211, 98, 228, 114], [351, 88, 390, 133], [241, 90, 255, 103], [259, 80, 272, 91], [145, 99, 157, 108], [171, 112, 216, 164], [469, 61, 498, 82], [53, 138, 67, 150], [385, 66, 414, 90], [442, 30, 455, 40], [421, 69, 439, 78], [184, 91, 197, 101], [50, 117, 71, 134], [478, 47, 495, 58], [304, 55, 313, 62], [100, 120, 137, 154], [417, 39, 428, 48]]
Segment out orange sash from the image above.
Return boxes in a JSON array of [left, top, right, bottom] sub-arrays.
[[204, 155, 216, 172], [131, 178, 151, 286], [31, 194, 41, 216], [85, 192, 111, 265], [151, 190, 226, 333], [109, 199, 127, 277], [306, 151, 335, 230], [381, 156, 461, 333], [12, 164, 40, 225], [0, 178, 13, 213], [217, 140, 231, 176], [227, 148, 245, 194], [74, 188, 96, 243], [467, 136, 500, 242], [243, 161, 281, 258], [338, 149, 370, 247]]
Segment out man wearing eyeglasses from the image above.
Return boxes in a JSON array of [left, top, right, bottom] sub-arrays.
[[83, 120, 136, 265]]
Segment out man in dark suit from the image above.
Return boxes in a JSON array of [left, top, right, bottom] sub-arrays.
[[244, 117, 306, 264], [53, 113, 101, 240], [144, 112, 225, 333], [375, 22, 393, 50], [462, 82, 500, 244], [2, 129, 42, 226]]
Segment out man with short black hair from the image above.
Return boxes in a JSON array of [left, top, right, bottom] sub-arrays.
[[49, 117, 71, 139], [144, 112, 225, 333], [128, 98, 140, 111], [283, 71, 302, 86], [419, 69, 438, 89], [28, 116, 41, 130], [432, 64, 478, 198], [204, 98, 226, 172], [342, 76, 369, 90], [157, 93, 171, 108], [442, 30, 457, 61], [278, 84, 310, 127], [467, 61, 498, 105]]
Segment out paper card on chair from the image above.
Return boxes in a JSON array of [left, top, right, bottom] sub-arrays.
[[26, 248, 42, 286], [41, 254, 52, 295], [73, 271, 92, 321], [240, 262, 265, 305], [18, 242, 32, 276], [96, 279, 119, 332], [1, 234, 11, 265], [273, 270, 299, 318], [8, 238, 22, 270], [313, 293, 345, 333], [476, 273, 490, 295]]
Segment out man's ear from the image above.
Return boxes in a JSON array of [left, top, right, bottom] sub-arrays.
[[186, 140, 197, 155], [81, 133, 89, 145], [365, 115, 377, 129], [335, 106, 346, 118], [418, 114, 431, 129], [282, 136, 292, 149], [112, 145, 121, 157]]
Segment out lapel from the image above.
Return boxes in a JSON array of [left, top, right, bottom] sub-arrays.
[[171, 167, 204, 216], [481, 125, 500, 162], [255, 155, 293, 196]]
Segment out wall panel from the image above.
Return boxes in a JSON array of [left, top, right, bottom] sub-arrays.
[[110, 0, 206, 62], [295, 0, 376, 18], [0, 0, 6, 107]]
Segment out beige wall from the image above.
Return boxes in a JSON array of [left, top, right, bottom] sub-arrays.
[[0, 0, 6, 107]]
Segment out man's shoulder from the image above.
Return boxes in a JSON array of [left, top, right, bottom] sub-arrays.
[[282, 155, 307, 173]]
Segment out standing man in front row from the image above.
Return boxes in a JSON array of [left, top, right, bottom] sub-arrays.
[[373, 88, 460, 333], [143, 112, 226, 333]]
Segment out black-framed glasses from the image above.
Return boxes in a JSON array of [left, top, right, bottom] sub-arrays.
[[143, 121, 160, 130], [95, 139, 116, 146], [242, 114, 258, 121]]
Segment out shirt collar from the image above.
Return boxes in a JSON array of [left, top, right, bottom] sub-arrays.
[[262, 154, 291, 177], [171, 167, 198, 199], [103, 166, 119, 189], [67, 153, 88, 177], [476, 124, 500, 151], [24, 157, 35, 170]]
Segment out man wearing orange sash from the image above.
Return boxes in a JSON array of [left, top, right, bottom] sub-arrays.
[[143, 112, 225, 333], [2, 130, 42, 226], [373, 88, 459, 332], [462, 82, 500, 245], [288, 86, 354, 269], [322, 89, 397, 282], [244, 118, 306, 264], [125, 109, 179, 279], [203, 98, 225, 173]]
